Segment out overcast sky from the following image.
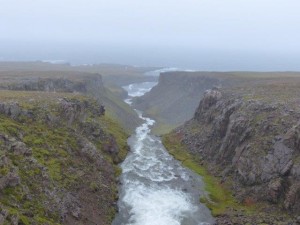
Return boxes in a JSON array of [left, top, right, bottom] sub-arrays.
[[0, 0, 300, 69]]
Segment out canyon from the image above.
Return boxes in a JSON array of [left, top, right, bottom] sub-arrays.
[[0, 62, 300, 224]]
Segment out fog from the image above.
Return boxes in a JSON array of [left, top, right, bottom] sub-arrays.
[[1, 0, 300, 70]]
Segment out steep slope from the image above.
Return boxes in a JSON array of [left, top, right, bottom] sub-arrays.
[[0, 91, 128, 224], [164, 81, 300, 224], [133, 71, 238, 134], [0, 71, 141, 132], [135, 71, 300, 135]]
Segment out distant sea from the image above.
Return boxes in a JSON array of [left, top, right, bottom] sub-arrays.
[[1, 42, 299, 71]]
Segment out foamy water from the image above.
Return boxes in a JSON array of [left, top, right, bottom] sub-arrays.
[[112, 82, 214, 225]]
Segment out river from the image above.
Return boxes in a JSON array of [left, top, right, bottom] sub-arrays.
[[112, 82, 214, 225]]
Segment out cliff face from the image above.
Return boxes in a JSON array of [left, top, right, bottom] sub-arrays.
[[0, 91, 128, 225], [3, 75, 103, 94], [0, 70, 136, 224], [133, 72, 231, 134], [134, 71, 300, 135], [0, 71, 141, 132], [173, 85, 300, 217]]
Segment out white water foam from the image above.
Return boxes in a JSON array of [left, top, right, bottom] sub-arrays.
[[123, 82, 158, 97], [113, 81, 214, 225], [123, 184, 196, 225]]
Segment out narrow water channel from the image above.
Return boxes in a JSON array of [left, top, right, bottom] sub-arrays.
[[112, 82, 214, 225]]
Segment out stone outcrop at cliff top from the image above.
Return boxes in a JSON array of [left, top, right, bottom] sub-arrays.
[[1, 73, 106, 98], [175, 84, 300, 215]]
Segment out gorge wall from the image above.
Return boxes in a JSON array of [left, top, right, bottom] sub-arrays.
[[135, 71, 300, 135], [165, 82, 300, 223], [0, 71, 141, 132], [0, 72, 131, 224], [133, 71, 234, 134]]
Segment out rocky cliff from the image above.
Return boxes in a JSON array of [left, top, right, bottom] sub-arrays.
[[134, 71, 300, 135], [133, 71, 232, 134], [165, 82, 300, 224], [0, 71, 141, 132], [0, 70, 137, 224], [0, 90, 129, 225], [2, 74, 104, 94]]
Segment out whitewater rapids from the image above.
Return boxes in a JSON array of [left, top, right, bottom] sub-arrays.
[[112, 82, 214, 225]]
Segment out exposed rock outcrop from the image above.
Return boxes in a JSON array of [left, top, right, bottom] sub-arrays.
[[134, 71, 300, 135], [0, 73, 105, 94], [0, 71, 141, 132], [174, 87, 300, 217], [133, 72, 226, 133], [0, 91, 128, 225]]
